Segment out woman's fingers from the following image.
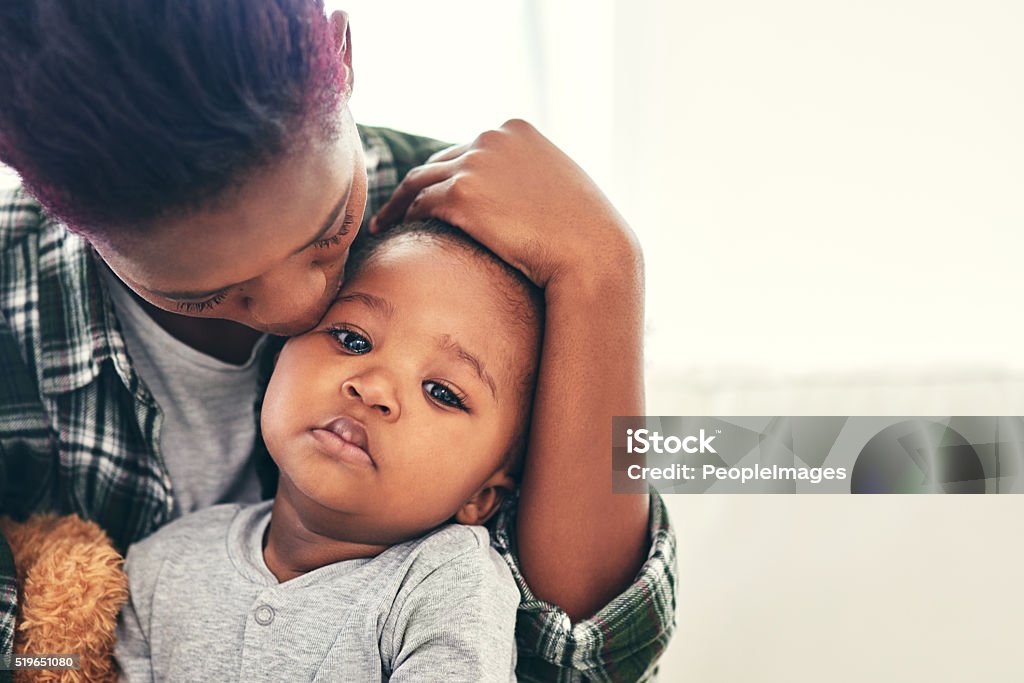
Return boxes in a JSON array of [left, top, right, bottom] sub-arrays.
[[426, 142, 470, 164], [370, 158, 461, 233], [371, 118, 635, 288], [401, 175, 460, 225]]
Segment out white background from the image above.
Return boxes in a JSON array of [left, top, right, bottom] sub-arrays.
[[334, 0, 1024, 379]]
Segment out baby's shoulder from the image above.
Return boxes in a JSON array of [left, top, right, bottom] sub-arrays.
[[399, 524, 515, 595], [405, 524, 490, 565]]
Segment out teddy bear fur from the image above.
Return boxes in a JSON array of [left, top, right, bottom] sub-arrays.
[[0, 514, 127, 683]]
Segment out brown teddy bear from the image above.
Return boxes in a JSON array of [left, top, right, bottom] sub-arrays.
[[0, 515, 128, 683]]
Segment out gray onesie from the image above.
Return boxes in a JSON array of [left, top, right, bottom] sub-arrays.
[[115, 501, 519, 682]]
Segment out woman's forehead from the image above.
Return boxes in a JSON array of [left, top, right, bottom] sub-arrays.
[[98, 128, 362, 292]]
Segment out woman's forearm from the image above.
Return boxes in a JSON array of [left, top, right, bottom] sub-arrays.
[[516, 236, 651, 622]]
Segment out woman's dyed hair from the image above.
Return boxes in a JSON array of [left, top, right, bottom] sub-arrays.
[[0, 1, 347, 234]]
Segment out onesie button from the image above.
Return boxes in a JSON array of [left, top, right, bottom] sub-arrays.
[[255, 604, 275, 625]]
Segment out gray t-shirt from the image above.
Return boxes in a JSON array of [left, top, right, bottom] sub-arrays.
[[115, 501, 519, 682], [99, 265, 266, 516]]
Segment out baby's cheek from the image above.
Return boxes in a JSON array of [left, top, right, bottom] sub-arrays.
[[381, 468, 444, 516], [261, 373, 314, 457]]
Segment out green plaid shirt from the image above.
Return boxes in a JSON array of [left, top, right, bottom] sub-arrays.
[[0, 125, 676, 682]]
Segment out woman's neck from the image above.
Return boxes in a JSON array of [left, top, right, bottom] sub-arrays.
[[98, 258, 264, 364], [133, 295, 264, 365]]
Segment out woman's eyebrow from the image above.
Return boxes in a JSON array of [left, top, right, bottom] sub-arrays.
[[151, 181, 355, 300]]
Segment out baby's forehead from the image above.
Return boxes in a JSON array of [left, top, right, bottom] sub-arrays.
[[359, 233, 497, 279], [355, 234, 528, 317]]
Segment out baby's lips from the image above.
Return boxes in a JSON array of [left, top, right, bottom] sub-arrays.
[[322, 415, 371, 459]]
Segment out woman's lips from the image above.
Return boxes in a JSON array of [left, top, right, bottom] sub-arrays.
[[311, 416, 374, 468]]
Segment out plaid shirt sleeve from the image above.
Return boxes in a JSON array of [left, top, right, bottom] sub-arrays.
[[489, 492, 677, 683], [0, 186, 50, 676], [0, 531, 13, 680]]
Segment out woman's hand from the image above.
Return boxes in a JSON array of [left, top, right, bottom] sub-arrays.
[[370, 119, 640, 289]]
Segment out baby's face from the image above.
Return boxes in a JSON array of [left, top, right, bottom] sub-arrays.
[[262, 236, 530, 544]]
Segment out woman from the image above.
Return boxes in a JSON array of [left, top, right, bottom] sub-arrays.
[[0, 2, 675, 680]]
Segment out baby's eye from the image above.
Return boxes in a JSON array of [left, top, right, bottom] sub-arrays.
[[327, 326, 372, 355], [423, 381, 468, 411]]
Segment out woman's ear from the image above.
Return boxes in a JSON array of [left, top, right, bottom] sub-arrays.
[[329, 10, 354, 96], [454, 470, 516, 526]]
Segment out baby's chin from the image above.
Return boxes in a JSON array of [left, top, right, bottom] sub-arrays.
[[293, 501, 448, 548]]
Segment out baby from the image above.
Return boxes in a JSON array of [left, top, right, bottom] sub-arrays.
[[115, 219, 543, 682]]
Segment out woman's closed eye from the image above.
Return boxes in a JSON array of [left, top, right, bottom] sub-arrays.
[[175, 289, 229, 313], [313, 211, 357, 249]]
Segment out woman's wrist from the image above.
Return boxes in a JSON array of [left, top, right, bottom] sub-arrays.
[[548, 229, 645, 305]]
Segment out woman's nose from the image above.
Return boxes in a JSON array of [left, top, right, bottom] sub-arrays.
[[342, 373, 400, 420], [244, 262, 329, 330]]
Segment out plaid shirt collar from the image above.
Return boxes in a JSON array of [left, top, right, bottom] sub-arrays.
[[34, 217, 142, 400]]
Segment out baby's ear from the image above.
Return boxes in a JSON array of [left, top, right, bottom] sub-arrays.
[[454, 471, 516, 526]]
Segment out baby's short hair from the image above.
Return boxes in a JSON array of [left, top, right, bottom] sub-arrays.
[[349, 219, 543, 478]]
